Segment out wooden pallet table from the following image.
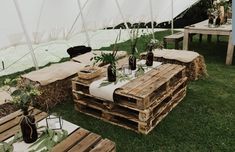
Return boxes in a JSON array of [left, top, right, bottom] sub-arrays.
[[72, 63, 188, 134], [0, 107, 116, 152]]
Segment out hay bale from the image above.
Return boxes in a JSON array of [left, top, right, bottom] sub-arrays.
[[21, 61, 86, 110], [21, 76, 74, 110], [141, 49, 208, 80]]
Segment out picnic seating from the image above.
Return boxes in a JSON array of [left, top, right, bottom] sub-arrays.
[[21, 51, 127, 109], [163, 32, 184, 49], [141, 49, 208, 80], [21, 61, 86, 109]]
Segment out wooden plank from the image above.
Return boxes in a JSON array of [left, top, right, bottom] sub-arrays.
[[128, 64, 179, 96], [51, 128, 90, 152], [90, 139, 116, 152], [0, 108, 42, 134], [118, 64, 172, 95], [68, 133, 102, 152], [164, 32, 184, 39], [135, 65, 185, 98], [0, 111, 47, 142], [0, 107, 34, 125]]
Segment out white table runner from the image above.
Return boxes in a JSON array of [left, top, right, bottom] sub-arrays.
[[89, 60, 162, 102]]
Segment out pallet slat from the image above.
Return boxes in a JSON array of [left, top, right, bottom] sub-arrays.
[[0, 111, 47, 142], [68, 133, 102, 152], [52, 128, 90, 152], [90, 139, 116, 152]]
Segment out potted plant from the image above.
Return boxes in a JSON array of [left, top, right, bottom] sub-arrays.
[[92, 37, 119, 82], [4, 78, 40, 143], [142, 30, 163, 66], [129, 27, 139, 70]]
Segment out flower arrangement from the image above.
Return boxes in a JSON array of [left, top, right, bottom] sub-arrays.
[[142, 29, 163, 50], [208, 0, 231, 25]]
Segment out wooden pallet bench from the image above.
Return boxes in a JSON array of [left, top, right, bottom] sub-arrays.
[[72, 63, 188, 134], [0, 107, 116, 152]]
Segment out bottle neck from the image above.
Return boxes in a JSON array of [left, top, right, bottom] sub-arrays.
[[148, 45, 153, 52]]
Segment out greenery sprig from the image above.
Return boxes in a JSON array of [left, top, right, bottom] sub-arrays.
[[3, 78, 40, 110], [0, 127, 68, 152]]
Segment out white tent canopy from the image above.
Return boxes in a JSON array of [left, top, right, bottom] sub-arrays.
[[0, 0, 199, 50], [0, 0, 199, 74]]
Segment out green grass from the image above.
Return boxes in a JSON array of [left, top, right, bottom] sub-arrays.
[[1, 30, 235, 151]]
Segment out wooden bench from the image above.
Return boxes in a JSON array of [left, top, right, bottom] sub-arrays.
[[163, 32, 184, 49], [0, 107, 116, 152]]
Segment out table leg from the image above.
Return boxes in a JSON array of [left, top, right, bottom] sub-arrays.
[[183, 29, 189, 50], [199, 34, 202, 43], [175, 41, 179, 50], [226, 33, 234, 65], [163, 39, 167, 48], [207, 35, 212, 43]]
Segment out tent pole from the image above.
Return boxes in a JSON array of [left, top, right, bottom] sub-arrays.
[[13, 0, 39, 70], [171, 0, 174, 34], [67, 0, 89, 39], [114, 0, 132, 40], [149, 0, 155, 40], [77, 0, 91, 46]]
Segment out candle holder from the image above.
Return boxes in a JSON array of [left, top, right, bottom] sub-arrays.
[[46, 115, 63, 130]]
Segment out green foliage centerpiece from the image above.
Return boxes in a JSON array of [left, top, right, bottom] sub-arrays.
[[92, 36, 119, 82], [4, 78, 40, 143], [129, 27, 139, 70]]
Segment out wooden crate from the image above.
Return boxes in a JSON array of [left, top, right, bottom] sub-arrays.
[[73, 77, 187, 122], [72, 63, 187, 134], [73, 64, 186, 110], [74, 86, 186, 135]]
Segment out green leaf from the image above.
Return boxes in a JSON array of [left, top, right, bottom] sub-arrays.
[[0, 142, 13, 152], [99, 81, 112, 88], [29, 132, 48, 148], [32, 138, 50, 152]]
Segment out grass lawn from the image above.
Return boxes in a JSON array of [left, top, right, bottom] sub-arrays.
[[1, 30, 235, 151]]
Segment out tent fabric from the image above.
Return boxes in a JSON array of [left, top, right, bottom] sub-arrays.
[[22, 61, 86, 85], [72, 0, 199, 33], [0, 0, 199, 51]]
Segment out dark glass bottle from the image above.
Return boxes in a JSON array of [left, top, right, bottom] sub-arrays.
[[215, 16, 221, 26], [146, 45, 154, 66], [107, 64, 116, 82], [224, 15, 227, 24], [208, 15, 214, 25], [129, 55, 136, 70], [20, 109, 38, 143]]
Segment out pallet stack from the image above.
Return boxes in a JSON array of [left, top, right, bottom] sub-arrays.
[[72, 64, 187, 134]]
